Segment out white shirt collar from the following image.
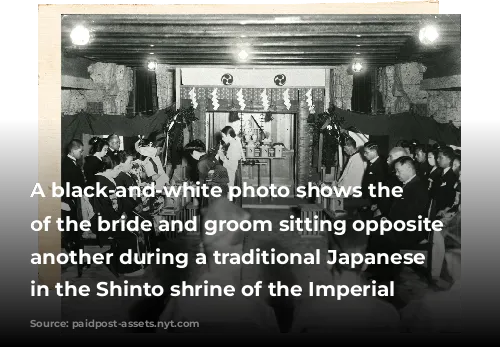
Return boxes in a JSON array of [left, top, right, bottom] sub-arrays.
[[67, 154, 77, 162], [403, 174, 416, 185], [370, 156, 379, 164], [443, 167, 451, 175]]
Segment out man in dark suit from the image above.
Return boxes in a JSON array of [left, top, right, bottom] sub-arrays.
[[435, 146, 458, 217], [414, 144, 430, 180], [106, 134, 121, 158], [389, 156, 430, 247], [362, 142, 387, 210], [374, 146, 409, 219], [61, 140, 86, 271]]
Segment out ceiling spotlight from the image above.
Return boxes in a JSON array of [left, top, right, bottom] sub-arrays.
[[70, 25, 90, 45], [355, 52, 360, 55], [419, 25, 439, 44], [147, 61, 157, 71], [149, 52, 155, 55], [352, 62, 363, 73], [150, 44, 155, 47], [238, 50, 249, 61], [356, 44, 361, 47], [356, 34, 362, 37]]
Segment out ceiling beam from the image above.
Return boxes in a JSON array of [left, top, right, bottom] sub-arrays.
[[61, 24, 461, 36], [65, 48, 401, 54], [62, 14, 460, 25]]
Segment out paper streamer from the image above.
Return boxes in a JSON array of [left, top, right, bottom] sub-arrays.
[[261, 88, 269, 111], [283, 88, 291, 110], [211, 88, 219, 110], [189, 87, 198, 109], [237, 88, 246, 110], [306, 88, 315, 113]]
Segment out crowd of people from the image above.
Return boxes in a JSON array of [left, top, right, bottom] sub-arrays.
[[61, 129, 461, 333], [61, 126, 245, 277]]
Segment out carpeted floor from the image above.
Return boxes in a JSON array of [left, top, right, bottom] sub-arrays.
[[61, 207, 434, 333]]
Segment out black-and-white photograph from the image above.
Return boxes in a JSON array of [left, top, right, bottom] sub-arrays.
[[59, 13, 461, 333]]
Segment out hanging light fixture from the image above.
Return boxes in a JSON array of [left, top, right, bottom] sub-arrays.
[[238, 50, 249, 61], [147, 60, 157, 71], [419, 25, 439, 44], [70, 25, 90, 45], [352, 62, 363, 73]]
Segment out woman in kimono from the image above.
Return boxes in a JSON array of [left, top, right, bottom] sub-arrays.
[[84, 137, 108, 188], [217, 126, 245, 206], [426, 148, 442, 219], [94, 154, 146, 277]]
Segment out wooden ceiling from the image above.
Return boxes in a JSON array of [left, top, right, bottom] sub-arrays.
[[61, 14, 461, 68]]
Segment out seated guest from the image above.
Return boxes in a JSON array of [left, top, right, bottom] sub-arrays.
[[413, 144, 430, 180], [374, 146, 408, 218], [290, 226, 400, 333], [389, 157, 445, 281], [157, 198, 279, 333], [336, 136, 366, 195], [94, 155, 146, 277], [397, 140, 413, 159], [185, 140, 230, 208], [84, 137, 108, 188], [400, 249, 461, 333], [435, 147, 458, 218], [361, 141, 387, 211], [184, 139, 206, 183]]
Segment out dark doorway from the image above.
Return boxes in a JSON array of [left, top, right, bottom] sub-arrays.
[[135, 68, 158, 116], [351, 71, 373, 113]]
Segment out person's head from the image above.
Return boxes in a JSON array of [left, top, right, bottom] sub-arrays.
[[387, 146, 409, 166], [363, 142, 379, 161], [184, 140, 206, 160], [101, 154, 122, 178], [427, 149, 439, 167], [67, 139, 84, 160], [107, 134, 121, 151], [342, 136, 357, 156], [437, 146, 455, 169], [394, 156, 417, 183], [221, 126, 236, 143], [452, 156, 461, 175], [89, 137, 108, 157], [118, 150, 135, 173], [137, 138, 159, 158], [414, 144, 427, 163]]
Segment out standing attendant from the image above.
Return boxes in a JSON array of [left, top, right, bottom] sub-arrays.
[[361, 141, 387, 211], [61, 140, 86, 253], [217, 126, 245, 206]]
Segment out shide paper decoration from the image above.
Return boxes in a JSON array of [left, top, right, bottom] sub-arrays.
[[261, 88, 269, 111], [283, 88, 291, 110], [237, 88, 246, 110], [189, 87, 198, 109], [306, 88, 315, 114], [211, 88, 219, 110]]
